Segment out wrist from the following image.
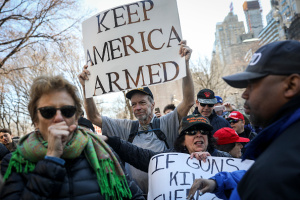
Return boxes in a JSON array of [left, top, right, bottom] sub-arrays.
[[46, 151, 62, 158]]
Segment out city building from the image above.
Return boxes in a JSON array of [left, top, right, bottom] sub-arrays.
[[243, 0, 264, 37], [258, 10, 280, 46], [259, 0, 300, 45]]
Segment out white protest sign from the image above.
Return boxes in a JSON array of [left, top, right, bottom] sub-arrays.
[[82, 0, 185, 98], [148, 153, 254, 200]]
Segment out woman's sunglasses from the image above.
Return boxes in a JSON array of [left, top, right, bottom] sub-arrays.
[[37, 106, 77, 119], [227, 119, 242, 124], [184, 129, 210, 135]]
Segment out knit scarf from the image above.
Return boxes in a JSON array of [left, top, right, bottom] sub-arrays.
[[3, 127, 132, 200]]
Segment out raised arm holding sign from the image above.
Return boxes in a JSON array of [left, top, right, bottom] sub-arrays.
[[78, 0, 194, 195]]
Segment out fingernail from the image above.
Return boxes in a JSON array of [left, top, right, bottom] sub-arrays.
[[199, 191, 203, 196]]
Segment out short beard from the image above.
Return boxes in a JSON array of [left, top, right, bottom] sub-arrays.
[[250, 114, 268, 128], [136, 106, 152, 125]]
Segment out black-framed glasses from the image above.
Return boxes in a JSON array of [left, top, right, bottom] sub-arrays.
[[37, 106, 76, 119], [227, 119, 242, 124], [200, 103, 214, 107], [184, 129, 210, 135]]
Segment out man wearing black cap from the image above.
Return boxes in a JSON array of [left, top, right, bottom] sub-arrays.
[[193, 89, 231, 133], [187, 40, 300, 199], [78, 41, 194, 194]]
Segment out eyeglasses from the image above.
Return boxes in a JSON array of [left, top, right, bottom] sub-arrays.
[[227, 119, 242, 124], [37, 106, 76, 119], [200, 103, 214, 107], [184, 129, 210, 135]]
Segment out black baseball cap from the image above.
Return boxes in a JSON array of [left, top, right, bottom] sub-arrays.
[[223, 40, 300, 88], [125, 87, 154, 100], [197, 89, 217, 104], [179, 114, 213, 135]]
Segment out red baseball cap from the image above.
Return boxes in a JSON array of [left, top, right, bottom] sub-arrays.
[[214, 127, 250, 145], [227, 111, 244, 120]]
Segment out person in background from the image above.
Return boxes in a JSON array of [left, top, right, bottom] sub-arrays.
[[154, 104, 176, 118], [0, 75, 144, 200], [226, 111, 256, 154], [0, 129, 18, 152], [187, 40, 300, 200], [214, 96, 227, 117], [100, 114, 232, 174], [214, 127, 249, 158], [163, 104, 176, 115], [0, 143, 9, 167], [78, 40, 195, 195], [193, 89, 231, 134]]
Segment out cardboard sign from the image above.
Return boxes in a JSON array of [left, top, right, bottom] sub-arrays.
[[148, 153, 254, 200], [82, 0, 185, 98]]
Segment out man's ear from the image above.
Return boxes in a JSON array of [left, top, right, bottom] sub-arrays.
[[151, 101, 155, 110], [284, 74, 300, 98]]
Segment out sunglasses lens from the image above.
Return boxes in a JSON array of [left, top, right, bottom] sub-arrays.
[[200, 130, 209, 135], [185, 130, 209, 135], [228, 119, 239, 124], [61, 106, 76, 118], [200, 103, 214, 107], [39, 107, 56, 119], [38, 106, 76, 119], [185, 130, 196, 135]]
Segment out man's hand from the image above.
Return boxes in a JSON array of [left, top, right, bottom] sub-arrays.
[[46, 122, 77, 158], [224, 102, 234, 112], [78, 65, 91, 88], [99, 135, 108, 141], [179, 40, 192, 61], [155, 112, 162, 118], [187, 179, 217, 200]]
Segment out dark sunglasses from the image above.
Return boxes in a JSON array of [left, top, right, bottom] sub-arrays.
[[184, 129, 210, 136], [200, 103, 214, 107], [227, 119, 242, 124], [37, 106, 76, 119]]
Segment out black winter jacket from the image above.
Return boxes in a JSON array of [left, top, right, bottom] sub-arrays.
[[193, 108, 231, 134], [0, 152, 144, 200], [106, 136, 232, 173], [237, 95, 300, 199]]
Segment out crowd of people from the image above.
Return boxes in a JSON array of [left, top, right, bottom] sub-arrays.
[[0, 39, 299, 199]]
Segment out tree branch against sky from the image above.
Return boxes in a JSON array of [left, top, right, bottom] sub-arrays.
[[0, 0, 82, 70]]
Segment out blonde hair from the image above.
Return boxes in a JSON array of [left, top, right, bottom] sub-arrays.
[[28, 75, 83, 123]]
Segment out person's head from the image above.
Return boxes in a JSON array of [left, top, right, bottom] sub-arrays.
[[196, 89, 217, 117], [28, 75, 83, 141], [223, 40, 300, 128], [214, 96, 225, 116], [126, 87, 155, 123], [163, 104, 176, 114], [174, 114, 216, 154], [215, 96, 223, 106], [227, 111, 245, 134], [0, 128, 12, 145], [214, 127, 250, 158]]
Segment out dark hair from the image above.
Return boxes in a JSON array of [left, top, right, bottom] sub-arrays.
[[163, 104, 176, 114], [216, 143, 236, 153], [174, 131, 217, 154], [0, 128, 12, 135]]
